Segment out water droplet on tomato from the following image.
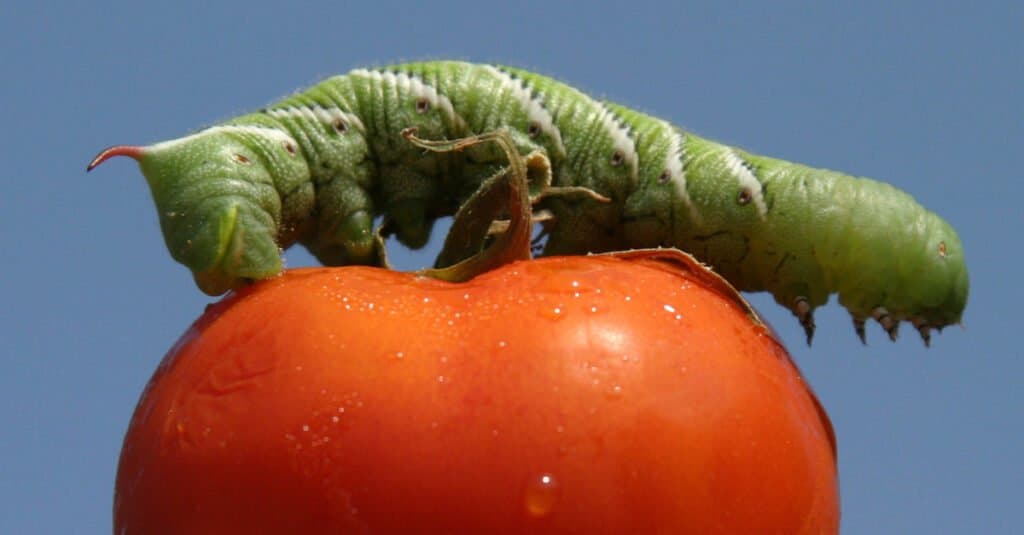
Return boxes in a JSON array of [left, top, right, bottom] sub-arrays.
[[539, 305, 567, 321], [523, 473, 560, 517]]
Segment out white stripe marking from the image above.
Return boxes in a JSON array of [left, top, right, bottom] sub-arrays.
[[594, 104, 638, 185], [267, 105, 366, 133], [662, 126, 700, 223], [149, 125, 298, 152], [350, 68, 467, 131], [723, 149, 767, 218], [483, 66, 566, 159]]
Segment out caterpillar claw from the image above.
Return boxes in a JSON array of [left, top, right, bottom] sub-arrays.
[[852, 317, 867, 345], [794, 297, 815, 346], [918, 327, 932, 347], [887, 323, 900, 342], [872, 307, 899, 342], [912, 318, 932, 348]]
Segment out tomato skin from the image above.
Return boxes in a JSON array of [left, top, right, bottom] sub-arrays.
[[115, 255, 838, 534]]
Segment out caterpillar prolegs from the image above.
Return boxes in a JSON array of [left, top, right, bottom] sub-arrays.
[[88, 61, 968, 346]]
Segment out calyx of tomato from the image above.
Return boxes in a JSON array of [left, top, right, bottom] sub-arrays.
[[399, 128, 765, 328], [402, 128, 537, 281]]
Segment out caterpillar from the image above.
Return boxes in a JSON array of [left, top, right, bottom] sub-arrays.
[[88, 61, 968, 346]]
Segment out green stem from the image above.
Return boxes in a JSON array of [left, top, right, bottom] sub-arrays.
[[402, 128, 534, 281]]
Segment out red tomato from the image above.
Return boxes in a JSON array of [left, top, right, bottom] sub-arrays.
[[115, 254, 838, 534]]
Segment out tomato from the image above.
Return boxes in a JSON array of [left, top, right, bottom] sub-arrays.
[[115, 253, 838, 534]]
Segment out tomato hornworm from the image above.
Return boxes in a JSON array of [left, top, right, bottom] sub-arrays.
[[88, 61, 968, 345]]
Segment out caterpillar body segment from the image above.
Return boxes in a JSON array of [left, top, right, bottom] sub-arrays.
[[88, 61, 968, 345]]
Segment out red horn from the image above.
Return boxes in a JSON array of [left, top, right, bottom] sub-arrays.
[[87, 145, 144, 172]]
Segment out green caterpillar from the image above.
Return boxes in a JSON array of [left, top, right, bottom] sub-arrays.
[[88, 61, 968, 345]]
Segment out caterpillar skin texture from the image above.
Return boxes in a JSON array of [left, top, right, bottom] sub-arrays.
[[89, 61, 968, 345]]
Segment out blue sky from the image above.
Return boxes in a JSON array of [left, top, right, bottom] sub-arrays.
[[2, 1, 1020, 532]]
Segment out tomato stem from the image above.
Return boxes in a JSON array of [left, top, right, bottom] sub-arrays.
[[403, 127, 537, 281]]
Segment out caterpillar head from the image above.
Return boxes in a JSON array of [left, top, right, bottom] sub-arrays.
[[89, 126, 310, 295]]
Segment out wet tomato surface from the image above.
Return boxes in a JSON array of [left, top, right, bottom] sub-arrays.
[[115, 254, 838, 534]]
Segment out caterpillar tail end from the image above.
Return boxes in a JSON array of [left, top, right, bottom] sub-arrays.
[[87, 145, 144, 171]]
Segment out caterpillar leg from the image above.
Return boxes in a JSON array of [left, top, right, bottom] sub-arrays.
[[793, 296, 816, 346], [871, 306, 900, 342], [532, 182, 615, 256], [379, 164, 442, 250], [304, 177, 380, 266], [850, 310, 933, 346], [760, 252, 830, 345], [914, 316, 948, 347], [773, 276, 827, 346], [912, 318, 933, 347], [851, 316, 868, 345]]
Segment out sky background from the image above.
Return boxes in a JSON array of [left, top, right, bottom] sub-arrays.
[[2, 1, 1020, 532]]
